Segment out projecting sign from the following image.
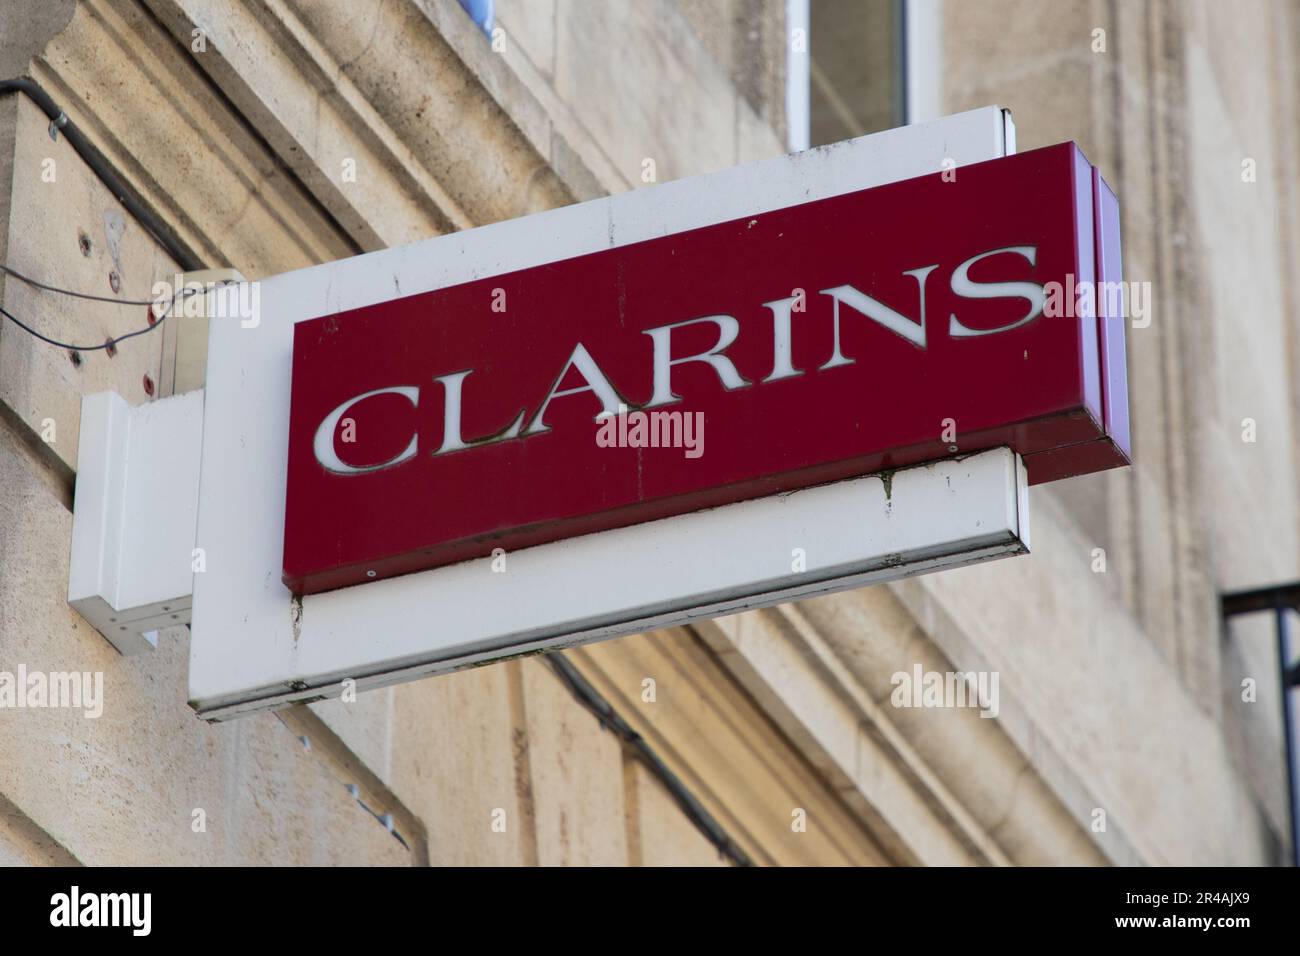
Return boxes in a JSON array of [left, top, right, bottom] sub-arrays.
[[187, 107, 1130, 719], [284, 141, 1128, 595]]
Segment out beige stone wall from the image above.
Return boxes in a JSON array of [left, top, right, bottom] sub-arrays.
[[0, 0, 1292, 866], [494, 0, 785, 187], [940, 0, 1300, 856]]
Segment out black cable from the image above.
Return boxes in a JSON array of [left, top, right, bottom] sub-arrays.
[[0, 77, 203, 272], [0, 280, 205, 352], [1, 301, 161, 352], [0, 76, 215, 354], [0, 263, 161, 305], [545, 652, 754, 866]]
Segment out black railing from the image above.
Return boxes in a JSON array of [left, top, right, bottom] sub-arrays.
[[1221, 582, 1300, 866]]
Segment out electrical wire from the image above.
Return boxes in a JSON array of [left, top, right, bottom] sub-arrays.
[[0, 78, 210, 353], [545, 652, 754, 866], [0, 77, 203, 271], [0, 300, 172, 352], [0, 262, 162, 305], [0, 263, 218, 352]]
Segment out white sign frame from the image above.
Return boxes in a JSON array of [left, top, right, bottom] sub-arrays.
[[189, 107, 1021, 719]]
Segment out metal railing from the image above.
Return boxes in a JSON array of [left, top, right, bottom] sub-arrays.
[[1221, 582, 1300, 866]]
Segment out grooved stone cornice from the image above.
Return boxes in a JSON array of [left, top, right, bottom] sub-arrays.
[[32, 0, 355, 275], [29, 0, 600, 278], [149, 0, 622, 237]]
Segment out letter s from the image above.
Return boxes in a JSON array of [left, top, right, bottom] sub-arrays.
[[948, 245, 1045, 337], [313, 386, 419, 474]]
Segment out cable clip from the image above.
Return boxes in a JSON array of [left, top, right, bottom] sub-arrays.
[[47, 111, 68, 142]]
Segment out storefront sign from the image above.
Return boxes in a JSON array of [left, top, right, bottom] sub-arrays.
[[283, 142, 1129, 594]]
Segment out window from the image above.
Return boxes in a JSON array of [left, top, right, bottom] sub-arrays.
[[809, 0, 903, 145]]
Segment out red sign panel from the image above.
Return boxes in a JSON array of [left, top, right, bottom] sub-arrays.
[[284, 142, 1130, 595]]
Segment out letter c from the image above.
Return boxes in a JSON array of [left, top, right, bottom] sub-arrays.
[[312, 386, 420, 474]]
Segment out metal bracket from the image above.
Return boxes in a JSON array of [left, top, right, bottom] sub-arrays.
[[68, 389, 203, 654]]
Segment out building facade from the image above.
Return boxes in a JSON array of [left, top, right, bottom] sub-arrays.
[[0, 0, 1296, 865]]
